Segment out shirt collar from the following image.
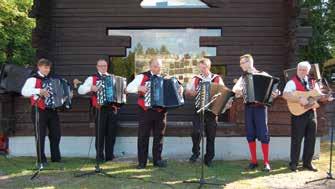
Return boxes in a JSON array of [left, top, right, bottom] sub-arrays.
[[98, 71, 110, 76], [37, 71, 46, 78], [150, 71, 160, 77], [200, 72, 212, 79]]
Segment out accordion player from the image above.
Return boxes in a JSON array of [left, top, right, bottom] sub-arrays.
[[241, 73, 280, 106], [144, 75, 184, 109], [43, 77, 72, 109], [96, 75, 127, 106], [195, 82, 235, 115]]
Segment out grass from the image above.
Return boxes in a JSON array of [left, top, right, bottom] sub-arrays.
[[0, 142, 334, 189]]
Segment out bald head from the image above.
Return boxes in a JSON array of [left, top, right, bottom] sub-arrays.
[[149, 58, 162, 75]]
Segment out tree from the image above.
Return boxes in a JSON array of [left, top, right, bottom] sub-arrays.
[[0, 0, 35, 65], [298, 0, 335, 66], [134, 43, 144, 55], [159, 45, 170, 55]]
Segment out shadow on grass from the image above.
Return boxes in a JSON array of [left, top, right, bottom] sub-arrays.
[[0, 156, 294, 189]]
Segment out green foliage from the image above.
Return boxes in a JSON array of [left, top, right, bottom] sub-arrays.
[[110, 52, 135, 80], [298, 0, 335, 65], [0, 0, 35, 65]]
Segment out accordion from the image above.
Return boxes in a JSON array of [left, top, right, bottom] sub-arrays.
[[242, 73, 280, 106], [195, 82, 235, 115], [144, 76, 184, 109], [96, 75, 127, 106], [43, 78, 72, 109]]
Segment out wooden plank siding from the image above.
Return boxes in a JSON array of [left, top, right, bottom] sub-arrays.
[[7, 0, 323, 137]]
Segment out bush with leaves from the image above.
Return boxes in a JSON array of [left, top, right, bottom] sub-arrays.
[[0, 0, 35, 65]]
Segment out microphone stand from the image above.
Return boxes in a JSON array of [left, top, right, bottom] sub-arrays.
[[183, 94, 225, 188], [306, 79, 334, 184], [31, 95, 44, 180], [75, 107, 113, 178]]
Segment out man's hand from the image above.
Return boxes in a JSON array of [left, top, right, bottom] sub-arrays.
[[178, 85, 184, 96], [185, 89, 197, 97], [40, 89, 50, 97], [91, 85, 99, 92], [138, 86, 148, 93], [299, 97, 309, 106], [234, 90, 243, 98], [271, 89, 281, 98]]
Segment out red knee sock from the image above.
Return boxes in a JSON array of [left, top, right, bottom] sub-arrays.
[[248, 141, 257, 164], [261, 143, 269, 165]]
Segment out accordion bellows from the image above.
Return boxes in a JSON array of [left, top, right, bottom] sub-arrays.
[[195, 82, 235, 115], [144, 76, 184, 109], [242, 73, 280, 106], [43, 78, 72, 109], [96, 75, 127, 106]]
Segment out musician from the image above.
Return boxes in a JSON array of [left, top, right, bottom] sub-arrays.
[[232, 54, 279, 172], [126, 58, 183, 169], [283, 61, 333, 172], [185, 58, 225, 167], [21, 58, 61, 165], [78, 59, 119, 163]]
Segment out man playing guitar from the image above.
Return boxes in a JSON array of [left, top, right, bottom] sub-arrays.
[[283, 61, 333, 172]]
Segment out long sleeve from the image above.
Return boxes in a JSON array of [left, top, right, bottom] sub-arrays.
[[21, 77, 41, 98], [218, 77, 225, 86], [126, 74, 144, 93], [232, 76, 243, 93], [78, 76, 93, 95]]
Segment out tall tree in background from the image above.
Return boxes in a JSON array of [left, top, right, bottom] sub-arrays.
[[327, 0, 335, 56], [0, 0, 35, 65], [298, 0, 335, 65]]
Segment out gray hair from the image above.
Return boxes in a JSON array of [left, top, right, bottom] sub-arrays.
[[149, 58, 163, 67], [297, 61, 311, 72]]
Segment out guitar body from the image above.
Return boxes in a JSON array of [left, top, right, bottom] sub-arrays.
[[287, 90, 321, 116]]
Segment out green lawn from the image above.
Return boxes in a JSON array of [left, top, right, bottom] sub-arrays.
[[0, 142, 334, 189]]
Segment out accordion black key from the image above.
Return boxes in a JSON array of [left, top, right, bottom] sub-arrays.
[[43, 78, 72, 109], [144, 76, 184, 109], [195, 82, 235, 115], [242, 73, 280, 106], [96, 75, 127, 106]]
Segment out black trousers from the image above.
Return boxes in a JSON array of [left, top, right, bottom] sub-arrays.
[[95, 106, 119, 162], [31, 108, 61, 163], [290, 110, 317, 166], [191, 111, 217, 162], [137, 108, 167, 166]]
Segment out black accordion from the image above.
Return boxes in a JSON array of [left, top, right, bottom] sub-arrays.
[[96, 75, 127, 106], [242, 73, 280, 106], [144, 75, 184, 109], [195, 82, 235, 115], [43, 78, 72, 109]]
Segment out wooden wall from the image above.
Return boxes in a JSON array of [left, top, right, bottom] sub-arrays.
[[8, 0, 324, 137]]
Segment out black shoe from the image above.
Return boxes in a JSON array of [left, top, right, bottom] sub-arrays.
[[303, 163, 318, 172], [189, 154, 199, 163], [289, 162, 298, 172], [248, 163, 258, 170], [263, 163, 271, 172], [137, 164, 146, 169], [153, 160, 167, 168], [204, 160, 213, 167], [105, 155, 115, 162]]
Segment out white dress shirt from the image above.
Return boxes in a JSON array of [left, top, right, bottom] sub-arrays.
[[186, 73, 224, 91], [284, 75, 321, 93], [21, 71, 45, 100], [78, 72, 111, 95], [126, 71, 160, 94]]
